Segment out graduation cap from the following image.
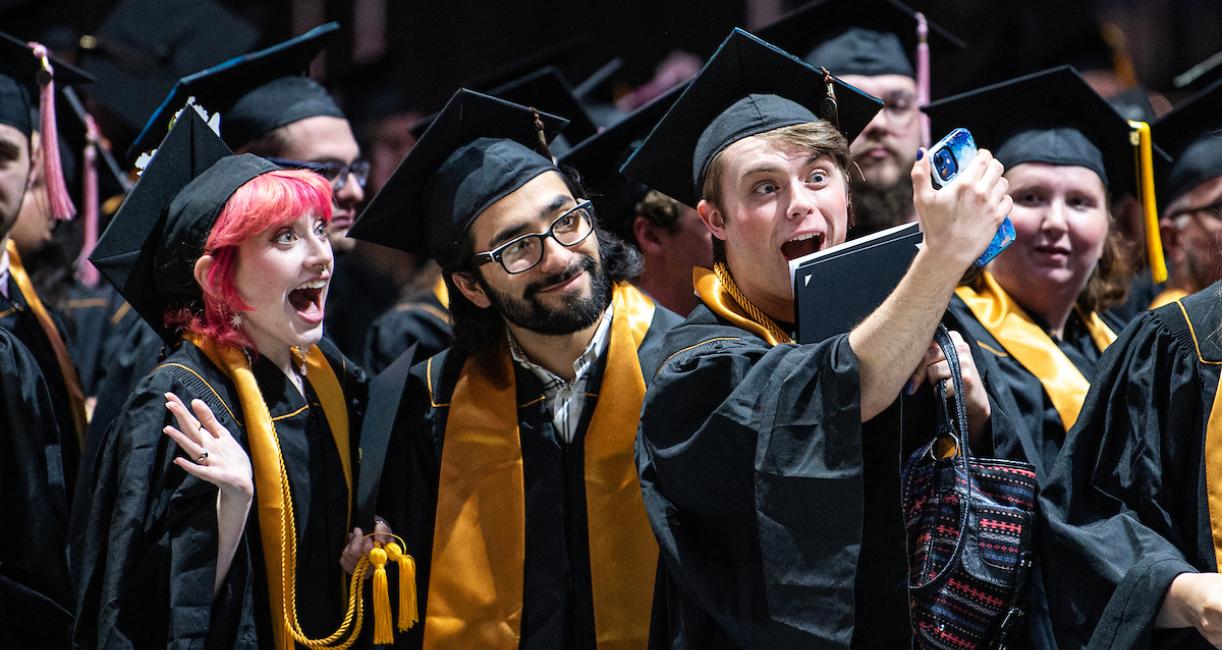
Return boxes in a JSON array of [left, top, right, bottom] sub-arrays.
[[1, 31, 94, 221], [923, 66, 1168, 280], [755, 0, 964, 78], [347, 89, 568, 269], [91, 108, 279, 341], [557, 82, 685, 238], [78, 0, 260, 131], [620, 28, 883, 209], [1174, 50, 1222, 95], [410, 66, 597, 154], [1153, 77, 1222, 207], [127, 22, 344, 161]]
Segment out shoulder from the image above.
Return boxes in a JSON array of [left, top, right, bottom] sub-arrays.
[[407, 347, 468, 410], [139, 343, 242, 426]]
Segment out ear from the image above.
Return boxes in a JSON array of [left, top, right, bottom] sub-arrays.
[[193, 254, 215, 291], [696, 199, 728, 244], [632, 215, 666, 256], [451, 270, 492, 309], [24, 133, 42, 194]]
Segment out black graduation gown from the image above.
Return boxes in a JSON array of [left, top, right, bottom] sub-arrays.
[[0, 328, 74, 649], [1, 277, 82, 495], [61, 283, 135, 397], [363, 291, 452, 375], [1041, 285, 1222, 649], [325, 251, 400, 363], [949, 296, 1121, 649], [70, 338, 366, 649], [636, 302, 915, 648], [947, 296, 1116, 481], [378, 306, 680, 650]]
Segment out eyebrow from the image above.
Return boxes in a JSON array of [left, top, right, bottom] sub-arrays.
[[740, 156, 828, 180], [487, 194, 572, 247]]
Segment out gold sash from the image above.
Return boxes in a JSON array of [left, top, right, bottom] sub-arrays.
[[693, 264, 793, 346], [6, 240, 87, 440], [424, 283, 658, 649], [189, 336, 352, 650], [956, 272, 1116, 432]]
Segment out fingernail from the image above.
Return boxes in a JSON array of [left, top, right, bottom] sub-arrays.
[[904, 380, 915, 395], [915, 148, 924, 161]]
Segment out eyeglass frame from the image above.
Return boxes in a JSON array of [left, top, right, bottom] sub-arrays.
[[877, 89, 918, 126], [1168, 200, 1222, 224], [473, 200, 597, 274], [265, 157, 370, 192]]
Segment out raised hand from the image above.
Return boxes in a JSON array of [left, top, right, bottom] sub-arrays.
[[911, 147, 1013, 273], [907, 330, 991, 445], [163, 392, 254, 500]]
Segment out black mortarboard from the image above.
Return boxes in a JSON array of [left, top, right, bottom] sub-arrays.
[[922, 66, 1142, 194], [78, 0, 259, 131], [91, 108, 279, 341], [348, 89, 568, 269], [558, 83, 685, 237], [410, 66, 597, 153], [1174, 50, 1222, 95], [621, 28, 883, 209], [755, 0, 964, 78], [1153, 77, 1222, 206], [128, 22, 344, 160], [0, 31, 93, 135]]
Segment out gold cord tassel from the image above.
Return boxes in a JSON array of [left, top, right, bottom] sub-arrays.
[[819, 67, 840, 130], [530, 107, 556, 164], [370, 547, 394, 645], [386, 541, 420, 630]]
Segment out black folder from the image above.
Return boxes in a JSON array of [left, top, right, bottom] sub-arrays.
[[792, 222, 923, 344]]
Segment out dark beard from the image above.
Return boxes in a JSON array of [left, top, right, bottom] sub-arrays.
[[478, 253, 613, 336], [847, 173, 915, 239]]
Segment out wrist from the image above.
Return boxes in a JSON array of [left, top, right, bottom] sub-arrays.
[[219, 482, 255, 504], [1158, 572, 1201, 629]]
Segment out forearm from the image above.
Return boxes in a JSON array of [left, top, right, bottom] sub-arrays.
[[849, 249, 960, 421], [213, 490, 252, 598]]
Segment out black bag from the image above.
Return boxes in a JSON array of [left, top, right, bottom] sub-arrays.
[[901, 325, 1038, 649]]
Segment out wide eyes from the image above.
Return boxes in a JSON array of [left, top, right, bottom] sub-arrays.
[[751, 170, 830, 195], [273, 220, 327, 245]]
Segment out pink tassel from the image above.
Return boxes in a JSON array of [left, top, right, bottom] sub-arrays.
[[28, 42, 75, 221], [77, 114, 100, 286], [914, 13, 931, 148]]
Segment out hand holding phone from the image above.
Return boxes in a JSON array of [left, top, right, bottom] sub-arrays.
[[928, 128, 1015, 267]]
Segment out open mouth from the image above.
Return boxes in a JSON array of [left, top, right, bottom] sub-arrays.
[[781, 232, 825, 261], [288, 279, 326, 324]]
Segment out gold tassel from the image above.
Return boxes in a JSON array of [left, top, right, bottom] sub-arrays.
[[370, 546, 394, 645], [1128, 120, 1168, 283], [386, 541, 419, 630]]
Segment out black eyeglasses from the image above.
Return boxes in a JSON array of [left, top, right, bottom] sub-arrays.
[[266, 157, 370, 192], [474, 200, 596, 274]]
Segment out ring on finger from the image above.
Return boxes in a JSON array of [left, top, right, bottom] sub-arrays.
[[197, 449, 209, 464]]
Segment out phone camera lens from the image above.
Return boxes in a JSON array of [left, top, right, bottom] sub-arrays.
[[934, 149, 957, 180]]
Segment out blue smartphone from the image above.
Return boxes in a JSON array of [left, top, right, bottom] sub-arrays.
[[928, 128, 1015, 267]]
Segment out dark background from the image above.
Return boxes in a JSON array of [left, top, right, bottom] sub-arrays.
[[5, 0, 1220, 115]]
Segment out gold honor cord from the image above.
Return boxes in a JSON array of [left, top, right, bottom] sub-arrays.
[[6, 240, 87, 439], [1130, 120, 1168, 283], [424, 283, 658, 649], [693, 263, 794, 347], [956, 272, 1116, 432], [188, 335, 416, 648]]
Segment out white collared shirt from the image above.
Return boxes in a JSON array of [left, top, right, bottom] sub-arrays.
[[507, 303, 614, 444]]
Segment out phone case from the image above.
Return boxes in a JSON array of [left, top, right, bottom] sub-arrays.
[[928, 128, 1015, 266]]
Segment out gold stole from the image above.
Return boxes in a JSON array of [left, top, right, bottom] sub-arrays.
[[6, 240, 87, 441], [189, 336, 352, 650], [1150, 287, 1190, 310], [955, 272, 1116, 432], [692, 264, 793, 346], [433, 277, 449, 308], [424, 283, 658, 649]]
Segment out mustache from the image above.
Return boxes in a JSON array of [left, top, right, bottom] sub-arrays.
[[524, 255, 596, 297]]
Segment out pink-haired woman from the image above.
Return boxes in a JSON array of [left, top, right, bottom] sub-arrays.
[[73, 114, 388, 650]]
